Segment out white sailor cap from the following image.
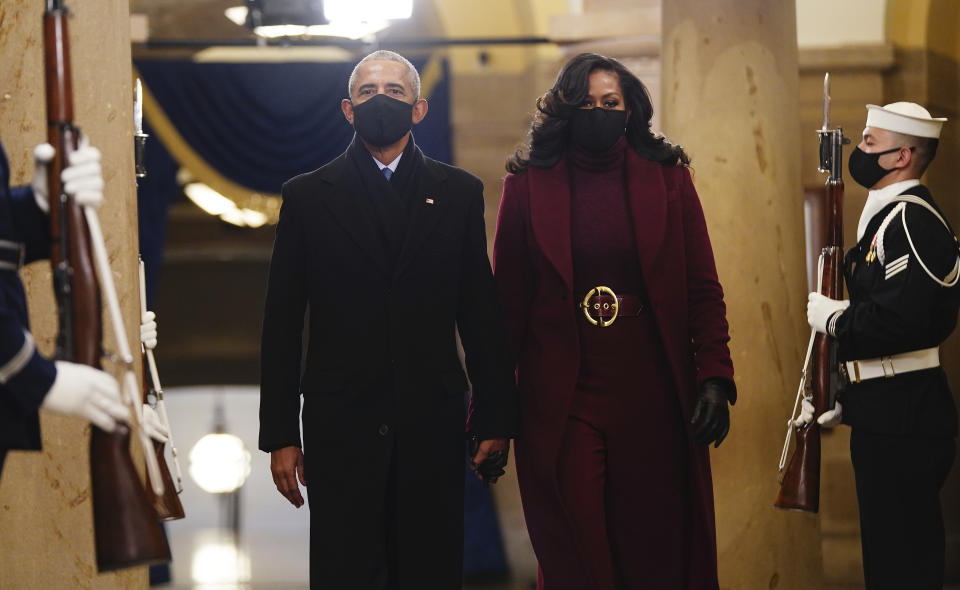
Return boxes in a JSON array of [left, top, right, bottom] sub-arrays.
[[865, 102, 947, 139]]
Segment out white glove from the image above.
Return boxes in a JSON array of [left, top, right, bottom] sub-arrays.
[[807, 292, 850, 335], [140, 311, 158, 350], [41, 361, 129, 432], [62, 141, 104, 209], [31, 143, 55, 213], [31, 139, 104, 213], [793, 397, 843, 428], [141, 404, 169, 444]]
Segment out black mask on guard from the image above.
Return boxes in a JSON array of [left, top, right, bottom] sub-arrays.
[[848, 145, 903, 189], [569, 108, 627, 153], [351, 94, 414, 147]]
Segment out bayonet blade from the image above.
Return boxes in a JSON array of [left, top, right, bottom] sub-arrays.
[[822, 72, 831, 130], [134, 79, 143, 135]]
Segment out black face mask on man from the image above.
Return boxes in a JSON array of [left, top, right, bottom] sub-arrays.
[[569, 108, 627, 153], [847, 145, 903, 189], [351, 94, 414, 147]]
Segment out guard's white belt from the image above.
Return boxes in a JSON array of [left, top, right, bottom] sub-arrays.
[[842, 347, 940, 383]]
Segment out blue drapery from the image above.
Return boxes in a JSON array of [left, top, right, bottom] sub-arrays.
[[135, 58, 451, 195], [134, 57, 507, 579], [135, 57, 452, 306]]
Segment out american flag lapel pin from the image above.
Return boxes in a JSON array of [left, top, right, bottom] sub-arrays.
[[425, 197, 435, 205]]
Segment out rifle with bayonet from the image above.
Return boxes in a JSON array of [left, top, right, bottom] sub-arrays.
[[775, 73, 849, 513], [139, 258, 186, 521], [44, 0, 170, 570]]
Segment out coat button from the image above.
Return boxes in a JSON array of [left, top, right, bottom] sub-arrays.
[[378, 424, 390, 436]]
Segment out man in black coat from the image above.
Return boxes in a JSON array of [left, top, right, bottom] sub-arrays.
[[259, 50, 519, 589], [803, 102, 957, 589]]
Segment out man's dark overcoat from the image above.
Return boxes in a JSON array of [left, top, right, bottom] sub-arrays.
[[259, 137, 518, 589], [493, 150, 735, 590]]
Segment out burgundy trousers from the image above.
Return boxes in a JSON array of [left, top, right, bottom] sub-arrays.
[[553, 310, 689, 590]]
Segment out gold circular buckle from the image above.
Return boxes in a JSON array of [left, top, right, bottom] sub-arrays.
[[580, 286, 618, 327]]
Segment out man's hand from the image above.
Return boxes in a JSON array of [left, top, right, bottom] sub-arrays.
[[807, 292, 849, 335], [31, 143, 55, 212], [271, 446, 306, 508], [141, 404, 169, 443], [41, 361, 129, 431], [140, 311, 158, 350], [793, 398, 842, 428], [31, 138, 104, 213], [469, 437, 509, 484]]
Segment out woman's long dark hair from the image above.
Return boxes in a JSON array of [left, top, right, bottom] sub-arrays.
[[506, 53, 689, 173]]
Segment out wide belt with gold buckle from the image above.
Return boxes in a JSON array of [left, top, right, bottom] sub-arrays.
[[837, 346, 940, 384], [579, 286, 646, 327]]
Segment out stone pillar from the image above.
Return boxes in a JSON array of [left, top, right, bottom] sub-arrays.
[[0, 1, 147, 588], [662, 2, 825, 589]]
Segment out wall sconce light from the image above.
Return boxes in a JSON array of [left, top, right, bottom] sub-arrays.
[[188, 399, 252, 495]]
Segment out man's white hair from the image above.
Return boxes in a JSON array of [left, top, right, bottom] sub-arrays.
[[348, 50, 421, 99]]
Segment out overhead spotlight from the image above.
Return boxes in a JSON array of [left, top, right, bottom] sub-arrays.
[[224, 5, 249, 26], [323, 0, 413, 22], [224, 0, 412, 40]]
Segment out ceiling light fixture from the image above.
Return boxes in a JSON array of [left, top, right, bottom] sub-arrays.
[[322, 0, 413, 22], [224, 0, 412, 40]]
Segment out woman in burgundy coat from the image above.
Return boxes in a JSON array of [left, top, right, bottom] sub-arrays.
[[494, 53, 736, 590]]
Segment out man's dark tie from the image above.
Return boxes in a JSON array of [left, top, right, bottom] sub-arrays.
[[382, 167, 393, 181]]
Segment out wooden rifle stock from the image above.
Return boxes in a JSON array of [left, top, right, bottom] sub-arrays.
[[141, 358, 185, 521], [44, 0, 170, 570], [775, 73, 847, 513], [775, 244, 842, 512]]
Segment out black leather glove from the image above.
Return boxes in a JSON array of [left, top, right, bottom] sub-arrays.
[[691, 378, 731, 447], [467, 433, 508, 485]]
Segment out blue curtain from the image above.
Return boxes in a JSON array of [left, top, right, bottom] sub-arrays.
[[135, 59, 451, 195], [135, 57, 452, 304]]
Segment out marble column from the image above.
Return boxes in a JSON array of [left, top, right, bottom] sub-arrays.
[[662, 2, 825, 589], [0, 1, 147, 588]]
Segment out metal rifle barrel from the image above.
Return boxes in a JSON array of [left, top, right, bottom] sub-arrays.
[[43, 0, 170, 570]]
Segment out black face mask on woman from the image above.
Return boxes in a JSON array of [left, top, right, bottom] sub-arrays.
[[848, 145, 903, 189], [351, 94, 414, 147], [569, 108, 627, 153]]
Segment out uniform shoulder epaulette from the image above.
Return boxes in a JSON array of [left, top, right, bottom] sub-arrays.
[[874, 194, 960, 287]]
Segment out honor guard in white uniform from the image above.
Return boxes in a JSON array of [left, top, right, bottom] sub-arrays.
[[801, 103, 958, 589]]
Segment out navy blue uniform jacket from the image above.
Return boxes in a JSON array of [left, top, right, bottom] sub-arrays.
[[0, 140, 57, 477]]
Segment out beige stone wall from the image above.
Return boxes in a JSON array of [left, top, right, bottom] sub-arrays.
[[0, 1, 147, 588]]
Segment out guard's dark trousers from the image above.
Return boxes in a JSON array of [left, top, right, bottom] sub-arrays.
[[851, 429, 955, 590]]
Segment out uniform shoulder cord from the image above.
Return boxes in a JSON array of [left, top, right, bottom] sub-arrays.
[[891, 194, 960, 287]]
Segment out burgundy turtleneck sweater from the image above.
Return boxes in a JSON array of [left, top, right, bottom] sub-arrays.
[[569, 137, 644, 298]]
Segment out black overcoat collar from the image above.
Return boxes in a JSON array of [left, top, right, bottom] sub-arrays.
[[314, 135, 450, 281]]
